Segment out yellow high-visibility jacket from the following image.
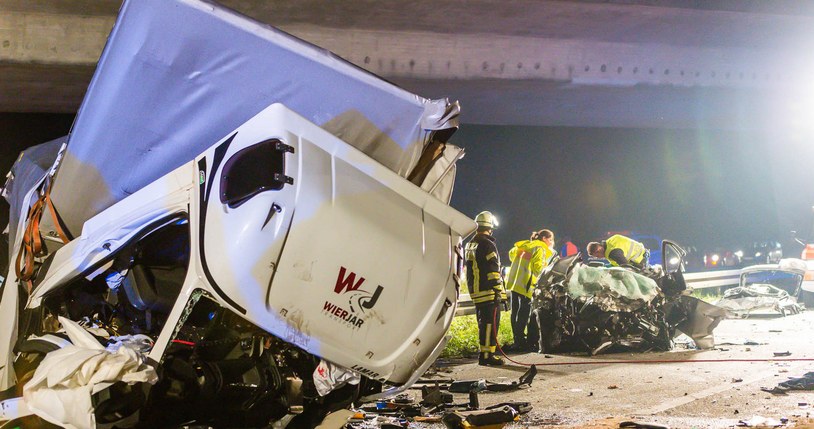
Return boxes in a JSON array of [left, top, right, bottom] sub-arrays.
[[605, 234, 646, 266], [506, 239, 554, 298]]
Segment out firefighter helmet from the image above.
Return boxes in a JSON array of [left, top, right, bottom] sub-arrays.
[[475, 211, 499, 229]]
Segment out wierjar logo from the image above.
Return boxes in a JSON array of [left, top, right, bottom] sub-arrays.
[[323, 266, 383, 329]]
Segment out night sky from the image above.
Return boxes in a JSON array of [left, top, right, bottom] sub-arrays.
[[0, 113, 75, 230], [3, 113, 813, 259], [450, 124, 814, 257]]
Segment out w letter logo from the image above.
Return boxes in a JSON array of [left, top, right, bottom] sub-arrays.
[[334, 266, 366, 294]]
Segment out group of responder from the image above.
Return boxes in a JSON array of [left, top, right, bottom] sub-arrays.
[[465, 210, 650, 366]]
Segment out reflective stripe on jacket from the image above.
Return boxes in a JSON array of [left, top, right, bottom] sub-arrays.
[[506, 239, 554, 298], [465, 233, 505, 304], [605, 234, 646, 266]]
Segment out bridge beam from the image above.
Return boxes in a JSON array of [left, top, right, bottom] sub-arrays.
[[1, 1, 812, 129]]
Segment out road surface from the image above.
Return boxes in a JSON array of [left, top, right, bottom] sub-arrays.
[[425, 311, 814, 428]]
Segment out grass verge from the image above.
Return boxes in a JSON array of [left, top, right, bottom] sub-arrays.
[[441, 311, 514, 358]]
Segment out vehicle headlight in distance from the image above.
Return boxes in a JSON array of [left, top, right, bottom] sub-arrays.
[[669, 257, 679, 265], [755, 252, 762, 257], [711, 254, 720, 262], [734, 250, 743, 258]]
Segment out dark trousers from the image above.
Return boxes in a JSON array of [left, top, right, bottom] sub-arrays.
[[475, 301, 501, 353], [510, 292, 538, 349]]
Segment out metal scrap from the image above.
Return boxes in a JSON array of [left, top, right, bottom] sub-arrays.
[[532, 251, 726, 355]]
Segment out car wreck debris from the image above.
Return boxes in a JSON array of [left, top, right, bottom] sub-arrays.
[[345, 368, 536, 427], [448, 365, 537, 393], [441, 405, 518, 429], [715, 259, 807, 318], [737, 415, 787, 427], [531, 241, 726, 355]]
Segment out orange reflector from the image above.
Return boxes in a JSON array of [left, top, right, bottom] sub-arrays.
[[805, 271, 814, 281]]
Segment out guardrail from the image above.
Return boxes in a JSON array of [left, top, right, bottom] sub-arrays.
[[455, 269, 741, 317], [684, 269, 740, 289]]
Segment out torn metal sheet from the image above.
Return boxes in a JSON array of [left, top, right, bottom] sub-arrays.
[[716, 260, 807, 317], [666, 295, 728, 349], [716, 284, 804, 317]]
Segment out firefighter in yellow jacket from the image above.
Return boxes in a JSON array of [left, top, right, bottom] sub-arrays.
[[465, 211, 506, 366], [587, 234, 650, 269], [506, 229, 555, 351]]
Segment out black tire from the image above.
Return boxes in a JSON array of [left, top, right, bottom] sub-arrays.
[[800, 290, 814, 309]]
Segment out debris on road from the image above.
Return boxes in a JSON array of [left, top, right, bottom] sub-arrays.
[[761, 372, 814, 395], [736, 415, 787, 427], [619, 421, 671, 429], [448, 365, 537, 393], [441, 405, 518, 429], [350, 368, 537, 427], [774, 351, 792, 357]]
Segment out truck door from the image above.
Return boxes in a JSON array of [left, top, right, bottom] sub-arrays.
[[195, 115, 298, 316]]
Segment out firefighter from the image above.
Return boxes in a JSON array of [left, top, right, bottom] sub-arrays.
[[465, 211, 506, 366], [587, 234, 650, 269], [506, 229, 555, 352]]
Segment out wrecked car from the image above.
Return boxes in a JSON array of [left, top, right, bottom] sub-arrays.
[[532, 241, 726, 355], [0, 1, 474, 427], [715, 258, 807, 317]]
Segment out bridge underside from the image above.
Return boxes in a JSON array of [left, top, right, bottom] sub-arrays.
[[2, 0, 813, 130]]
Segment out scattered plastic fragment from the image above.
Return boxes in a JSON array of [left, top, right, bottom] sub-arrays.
[[737, 415, 784, 427]]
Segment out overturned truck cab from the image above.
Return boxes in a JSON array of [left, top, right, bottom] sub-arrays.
[[0, 1, 474, 428]]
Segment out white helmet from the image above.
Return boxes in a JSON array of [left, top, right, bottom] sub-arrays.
[[475, 211, 499, 229]]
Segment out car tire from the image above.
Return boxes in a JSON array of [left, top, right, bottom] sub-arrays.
[[799, 290, 814, 308]]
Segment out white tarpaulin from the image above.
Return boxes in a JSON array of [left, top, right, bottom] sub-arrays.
[[23, 317, 157, 429], [49, 0, 459, 236]]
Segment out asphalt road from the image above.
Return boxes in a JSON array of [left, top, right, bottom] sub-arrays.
[[425, 311, 814, 428]]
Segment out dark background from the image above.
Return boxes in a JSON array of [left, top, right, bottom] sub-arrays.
[[450, 125, 814, 257], [3, 113, 813, 260], [0, 113, 76, 229]]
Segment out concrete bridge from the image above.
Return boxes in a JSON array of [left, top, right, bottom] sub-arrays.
[[2, 0, 814, 129]]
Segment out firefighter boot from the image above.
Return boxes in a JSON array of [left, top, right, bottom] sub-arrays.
[[478, 352, 504, 366]]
